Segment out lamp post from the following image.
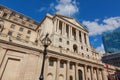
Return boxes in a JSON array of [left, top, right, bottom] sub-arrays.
[[39, 33, 51, 80]]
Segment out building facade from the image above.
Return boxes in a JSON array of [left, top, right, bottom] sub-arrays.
[[102, 30, 120, 53], [0, 5, 119, 80], [102, 52, 120, 67]]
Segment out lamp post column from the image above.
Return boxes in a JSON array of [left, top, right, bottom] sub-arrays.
[[39, 46, 47, 80]]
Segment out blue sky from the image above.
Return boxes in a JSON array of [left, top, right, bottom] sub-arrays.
[[1, 0, 120, 53]]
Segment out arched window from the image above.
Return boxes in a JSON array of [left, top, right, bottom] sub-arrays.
[[70, 76, 73, 80], [73, 44, 78, 53]]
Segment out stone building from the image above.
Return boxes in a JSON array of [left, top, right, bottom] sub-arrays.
[[0, 5, 119, 80]]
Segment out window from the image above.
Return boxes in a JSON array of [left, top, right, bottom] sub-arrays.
[[60, 61, 64, 68], [0, 20, 4, 24], [59, 38, 62, 42], [27, 30, 31, 34], [22, 21, 25, 24], [2, 13, 7, 18], [49, 59, 54, 66], [29, 24, 33, 27], [10, 24, 15, 29], [17, 33, 22, 39], [67, 41, 69, 45], [70, 76, 73, 80], [8, 31, 12, 36], [25, 36, 30, 42], [86, 48, 88, 51], [19, 27, 24, 32], [81, 46, 83, 50], [70, 63, 73, 69], [67, 48, 69, 51]]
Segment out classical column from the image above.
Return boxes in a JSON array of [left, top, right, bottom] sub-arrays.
[[96, 68, 100, 80], [56, 59, 60, 80], [101, 69, 107, 80], [69, 26, 71, 38], [53, 19, 57, 32], [70, 27, 73, 39], [84, 65, 88, 80], [57, 19, 59, 33], [44, 56, 49, 80], [86, 34, 90, 46], [81, 32, 85, 44], [76, 29, 79, 42], [75, 63, 78, 80], [90, 66, 93, 80], [66, 61, 70, 80]]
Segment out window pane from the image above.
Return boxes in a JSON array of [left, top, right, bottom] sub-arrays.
[[27, 30, 31, 34], [60, 61, 64, 68], [49, 59, 54, 66], [19, 27, 24, 32], [10, 24, 15, 29], [8, 31, 12, 36], [17, 34, 22, 39]]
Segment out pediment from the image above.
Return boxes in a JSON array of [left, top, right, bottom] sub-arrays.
[[56, 14, 88, 32]]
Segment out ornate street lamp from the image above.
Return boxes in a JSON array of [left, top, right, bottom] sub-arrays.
[[39, 33, 51, 80]]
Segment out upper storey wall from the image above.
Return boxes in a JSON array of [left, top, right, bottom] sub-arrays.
[[0, 5, 38, 42]]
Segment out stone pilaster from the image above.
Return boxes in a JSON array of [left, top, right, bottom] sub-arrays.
[[57, 19, 59, 33], [53, 19, 57, 32], [84, 65, 87, 80], [66, 61, 70, 80], [56, 59, 60, 80], [90, 66, 93, 80], [81, 32, 85, 44], [75, 63, 78, 80], [76, 29, 79, 42], [96, 68, 100, 80]]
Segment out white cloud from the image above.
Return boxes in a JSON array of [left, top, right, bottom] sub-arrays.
[[96, 44, 105, 53], [39, 7, 46, 12], [54, 0, 79, 16], [82, 17, 120, 36]]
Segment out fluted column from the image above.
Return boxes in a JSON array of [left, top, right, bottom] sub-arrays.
[[57, 19, 59, 33], [81, 32, 85, 44], [66, 61, 70, 80], [86, 34, 90, 46], [70, 26, 72, 39], [75, 63, 78, 80], [53, 19, 57, 32], [76, 29, 79, 42], [62, 22, 64, 35], [101, 69, 107, 80], [90, 66, 93, 80], [68, 26, 71, 38], [56, 59, 60, 80], [84, 65, 88, 80], [96, 68, 100, 80]]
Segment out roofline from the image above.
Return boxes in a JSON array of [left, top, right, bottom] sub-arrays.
[[0, 4, 39, 25]]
